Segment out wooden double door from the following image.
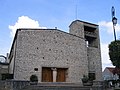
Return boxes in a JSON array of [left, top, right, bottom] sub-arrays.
[[42, 67, 67, 82]]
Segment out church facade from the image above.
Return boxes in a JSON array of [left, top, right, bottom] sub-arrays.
[[8, 20, 102, 83]]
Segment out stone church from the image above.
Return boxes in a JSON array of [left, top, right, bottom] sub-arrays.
[[8, 20, 102, 83]]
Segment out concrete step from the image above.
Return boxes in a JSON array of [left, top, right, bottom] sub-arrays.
[[22, 85, 91, 90], [21, 83, 91, 90]]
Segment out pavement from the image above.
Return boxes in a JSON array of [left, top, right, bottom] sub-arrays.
[[107, 87, 120, 90]]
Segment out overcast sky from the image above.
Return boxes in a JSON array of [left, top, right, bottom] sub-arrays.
[[0, 0, 120, 70]]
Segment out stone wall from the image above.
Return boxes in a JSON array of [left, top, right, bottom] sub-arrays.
[[0, 64, 8, 80], [9, 20, 102, 83], [0, 80, 106, 90], [87, 47, 102, 80], [69, 20, 102, 81], [0, 80, 29, 90], [14, 29, 88, 83]]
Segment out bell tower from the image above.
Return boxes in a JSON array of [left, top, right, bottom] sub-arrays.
[[69, 20, 102, 81]]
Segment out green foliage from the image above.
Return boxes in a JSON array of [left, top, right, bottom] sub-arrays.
[[89, 73, 95, 81], [109, 40, 120, 67], [30, 75, 38, 82], [82, 75, 89, 83], [2, 73, 13, 80]]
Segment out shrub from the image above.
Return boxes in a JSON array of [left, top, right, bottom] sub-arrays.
[[30, 75, 38, 82], [82, 75, 89, 83]]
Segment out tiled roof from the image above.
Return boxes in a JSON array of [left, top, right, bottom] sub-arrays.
[[106, 67, 120, 74], [106, 67, 115, 73]]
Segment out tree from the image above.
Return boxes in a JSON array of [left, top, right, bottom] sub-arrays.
[[109, 40, 120, 79], [109, 40, 120, 67]]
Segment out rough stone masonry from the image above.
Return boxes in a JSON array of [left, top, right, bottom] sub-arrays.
[[8, 20, 102, 83]]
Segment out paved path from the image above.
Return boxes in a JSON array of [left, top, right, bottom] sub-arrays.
[[107, 87, 120, 90]]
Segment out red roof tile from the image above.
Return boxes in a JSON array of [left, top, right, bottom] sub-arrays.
[[106, 67, 120, 74], [106, 67, 114, 73]]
